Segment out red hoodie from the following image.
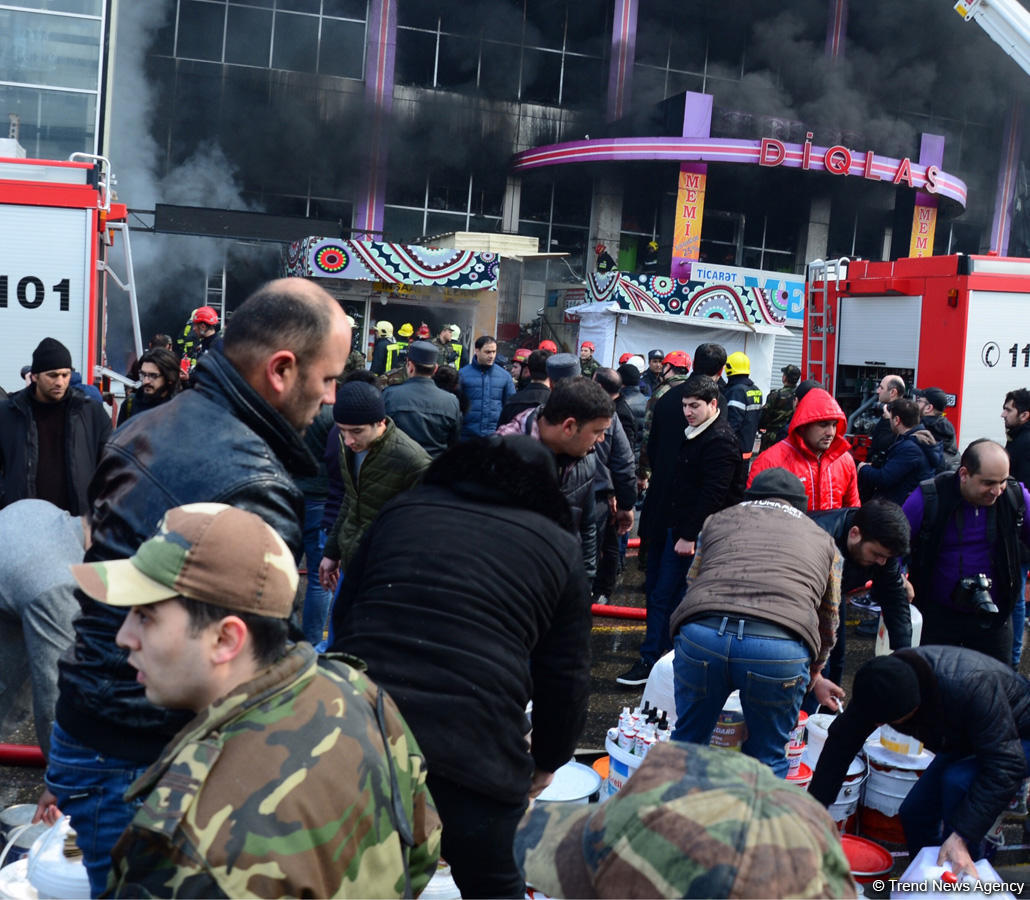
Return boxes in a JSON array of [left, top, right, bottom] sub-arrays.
[[748, 388, 860, 511]]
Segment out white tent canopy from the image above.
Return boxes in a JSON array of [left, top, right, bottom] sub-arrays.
[[568, 301, 790, 396]]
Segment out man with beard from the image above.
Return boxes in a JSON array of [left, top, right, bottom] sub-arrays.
[[0, 337, 111, 515], [40, 278, 350, 895], [117, 348, 181, 426]]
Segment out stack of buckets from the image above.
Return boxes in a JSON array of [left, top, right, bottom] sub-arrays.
[[786, 711, 813, 789], [859, 726, 934, 843], [806, 714, 868, 833]]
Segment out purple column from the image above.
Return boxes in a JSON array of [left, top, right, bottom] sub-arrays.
[[353, 0, 397, 240], [825, 0, 848, 58], [671, 92, 712, 278], [909, 133, 945, 257], [990, 100, 1023, 255], [606, 0, 638, 122]]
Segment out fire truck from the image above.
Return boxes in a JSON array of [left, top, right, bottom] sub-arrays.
[[0, 151, 140, 395], [803, 254, 1030, 450]]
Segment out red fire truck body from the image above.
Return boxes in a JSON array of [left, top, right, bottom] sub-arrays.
[[804, 254, 1030, 449]]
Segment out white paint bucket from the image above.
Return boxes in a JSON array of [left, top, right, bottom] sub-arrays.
[[879, 724, 923, 757], [860, 734, 934, 843], [828, 756, 867, 827], [420, 862, 461, 900], [536, 761, 602, 804]]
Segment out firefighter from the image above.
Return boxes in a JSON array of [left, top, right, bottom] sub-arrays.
[[370, 321, 393, 375], [724, 351, 763, 462], [180, 307, 221, 378], [433, 324, 462, 368], [382, 323, 415, 386]]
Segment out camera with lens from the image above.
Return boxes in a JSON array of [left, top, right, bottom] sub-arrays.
[[952, 573, 998, 617]]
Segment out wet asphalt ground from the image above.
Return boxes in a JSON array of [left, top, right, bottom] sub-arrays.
[[1, 547, 1027, 895]]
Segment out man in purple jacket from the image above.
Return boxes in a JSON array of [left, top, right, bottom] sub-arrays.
[[903, 439, 1030, 663]]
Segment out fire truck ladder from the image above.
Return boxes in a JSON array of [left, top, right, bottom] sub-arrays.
[[69, 152, 143, 387], [805, 257, 849, 390]]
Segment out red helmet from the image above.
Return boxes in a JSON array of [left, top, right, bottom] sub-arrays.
[[417, 324, 431, 338], [513, 348, 531, 363], [581, 341, 595, 352], [619, 352, 634, 365], [539, 340, 558, 353], [663, 350, 691, 369], [191, 306, 219, 326]]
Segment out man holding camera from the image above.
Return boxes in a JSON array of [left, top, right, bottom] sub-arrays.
[[903, 439, 1030, 664]]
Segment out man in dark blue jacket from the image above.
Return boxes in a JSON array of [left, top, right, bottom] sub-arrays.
[[43, 279, 351, 895], [858, 398, 942, 504], [458, 335, 516, 438], [384, 340, 462, 458]]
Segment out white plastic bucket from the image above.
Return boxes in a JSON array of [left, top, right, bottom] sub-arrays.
[[879, 724, 923, 757], [860, 734, 935, 843], [828, 756, 867, 825], [804, 713, 837, 768], [536, 761, 602, 804], [640, 650, 676, 716], [420, 862, 462, 900], [0, 858, 35, 900], [604, 729, 644, 797], [874, 604, 922, 656]]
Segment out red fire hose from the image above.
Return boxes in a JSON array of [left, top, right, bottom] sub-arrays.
[[0, 744, 45, 766], [591, 604, 646, 620]]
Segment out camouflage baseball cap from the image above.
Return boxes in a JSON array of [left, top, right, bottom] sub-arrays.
[[71, 503, 298, 618], [514, 742, 857, 899]]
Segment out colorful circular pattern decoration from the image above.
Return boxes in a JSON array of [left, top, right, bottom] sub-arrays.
[[315, 244, 349, 273]]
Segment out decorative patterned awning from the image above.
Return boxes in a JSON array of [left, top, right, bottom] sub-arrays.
[[587, 271, 789, 326], [285, 237, 499, 290]]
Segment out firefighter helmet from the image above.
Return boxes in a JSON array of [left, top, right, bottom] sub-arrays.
[[663, 350, 691, 370], [725, 351, 751, 376], [191, 306, 219, 327], [539, 339, 558, 353], [376, 320, 394, 337], [513, 348, 531, 363], [398, 323, 414, 338], [446, 324, 460, 339], [417, 323, 431, 338]]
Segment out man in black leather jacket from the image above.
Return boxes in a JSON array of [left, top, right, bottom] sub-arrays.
[[40, 278, 350, 895], [805, 498, 912, 713], [810, 647, 1030, 878]]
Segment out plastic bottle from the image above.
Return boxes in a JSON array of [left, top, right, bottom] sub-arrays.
[[634, 723, 656, 758]]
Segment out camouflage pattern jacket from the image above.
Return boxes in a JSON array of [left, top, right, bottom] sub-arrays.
[[107, 643, 441, 899]]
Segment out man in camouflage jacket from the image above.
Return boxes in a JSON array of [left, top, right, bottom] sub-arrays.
[[69, 503, 440, 899]]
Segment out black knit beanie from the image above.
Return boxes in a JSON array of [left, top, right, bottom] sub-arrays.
[[333, 381, 385, 425], [852, 655, 921, 723], [617, 363, 641, 386], [31, 337, 73, 374]]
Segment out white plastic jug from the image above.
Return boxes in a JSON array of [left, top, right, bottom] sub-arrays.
[[875, 604, 922, 656], [890, 845, 1016, 900]]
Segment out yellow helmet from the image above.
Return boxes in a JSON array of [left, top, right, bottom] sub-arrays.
[[376, 320, 393, 337], [398, 322, 414, 338], [725, 351, 750, 376]]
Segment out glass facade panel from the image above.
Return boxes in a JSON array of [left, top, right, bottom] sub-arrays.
[[9, 0, 102, 13], [383, 206, 427, 241], [225, 5, 272, 67], [177, 1, 225, 62], [0, 84, 95, 159], [272, 10, 318, 72], [318, 18, 364, 78], [521, 48, 561, 104], [0, 9, 101, 90], [395, 28, 436, 86], [323, 0, 366, 19], [478, 40, 520, 100]]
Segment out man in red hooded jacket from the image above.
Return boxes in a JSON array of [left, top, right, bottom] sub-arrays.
[[748, 388, 860, 511]]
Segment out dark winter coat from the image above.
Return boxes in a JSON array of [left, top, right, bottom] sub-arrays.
[[324, 419, 430, 567], [858, 424, 942, 505], [458, 361, 516, 438], [383, 376, 462, 458], [670, 412, 745, 543], [55, 350, 316, 763], [809, 645, 1030, 848], [1006, 420, 1030, 489], [924, 413, 958, 470], [115, 387, 176, 427], [809, 506, 911, 649], [370, 335, 391, 375], [498, 381, 550, 427], [0, 385, 112, 515], [637, 380, 690, 542], [330, 482, 591, 804], [592, 414, 637, 510], [724, 373, 763, 455], [619, 385, 647, 457]]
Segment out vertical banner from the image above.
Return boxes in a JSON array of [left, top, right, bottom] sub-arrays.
[[672, 167, 706, 268], [909, 203, 937, 257]]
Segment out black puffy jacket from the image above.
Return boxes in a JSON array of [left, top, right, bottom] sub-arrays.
[[55, 350, 316, 763], [810, 646, 1030, 847], [0, 386, 112, 515]]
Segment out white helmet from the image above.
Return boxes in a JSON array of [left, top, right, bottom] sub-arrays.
[[376, 320, 394, 337], [448, 324, 460, 340], [628, 355, 647, 373]]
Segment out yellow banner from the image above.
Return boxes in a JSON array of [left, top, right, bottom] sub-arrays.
[[909, 204, 937, 257], [673, 169, 707, 262]]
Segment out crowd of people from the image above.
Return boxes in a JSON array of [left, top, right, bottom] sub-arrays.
[[0, 277, 1028, 897]]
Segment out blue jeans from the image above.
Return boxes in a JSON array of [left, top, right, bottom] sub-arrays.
[[671, 619, 811, 777], [1013, 569, 1027, 668], [315, 573, 344, 653], [899, 740, 1030, 854], [640, 529, 692, 666], [45, 722, 147, 897], [302, 498, 333, 645]]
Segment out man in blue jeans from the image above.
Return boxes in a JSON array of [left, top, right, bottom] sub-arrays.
[[667, 469, 845, 776], [810, 648, 1030, 879]]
